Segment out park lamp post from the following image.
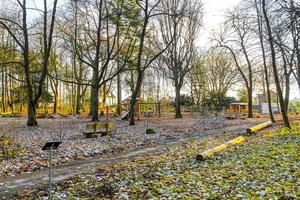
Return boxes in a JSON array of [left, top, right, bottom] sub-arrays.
[[42, 141, 61, 199]]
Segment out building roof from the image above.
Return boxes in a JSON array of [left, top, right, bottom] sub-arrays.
[[229, 103, 248, 105]]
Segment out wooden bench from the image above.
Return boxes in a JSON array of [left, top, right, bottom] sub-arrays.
[[37, 113, 54, 119], [2, 112, 21, 118], [226, 114, 236, 120], [83, 122, 113, 138]]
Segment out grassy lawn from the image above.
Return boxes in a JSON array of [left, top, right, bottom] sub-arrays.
[[26, 126, 299, 199]]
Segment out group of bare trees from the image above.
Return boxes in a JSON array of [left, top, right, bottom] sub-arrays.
[[208, 0, 299, 128], [0, 0, 298, 128], [0, 0, 203, 126]]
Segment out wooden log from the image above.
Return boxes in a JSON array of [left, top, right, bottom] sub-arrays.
[[246, 121, 273, 134], [196, 136, 245, 161]]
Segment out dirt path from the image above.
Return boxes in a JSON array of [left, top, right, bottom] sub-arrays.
[[0, 122, 260, 198]]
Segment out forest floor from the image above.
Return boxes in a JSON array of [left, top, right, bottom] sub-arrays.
[[0, 114, 266, 197], [6, 120, 299, 199], [0, 114, 259, 179]]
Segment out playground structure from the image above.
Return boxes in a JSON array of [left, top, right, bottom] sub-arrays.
[[226, 103, 248, 115], [105, 99, 161, 121]]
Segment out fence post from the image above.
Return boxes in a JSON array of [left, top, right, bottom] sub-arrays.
[[158, 103, 161, 119]]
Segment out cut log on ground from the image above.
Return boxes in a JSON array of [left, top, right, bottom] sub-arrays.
[[246, 121, 273, 134], [196, 136, 245, 161]]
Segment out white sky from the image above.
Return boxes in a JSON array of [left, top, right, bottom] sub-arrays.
[[198, 0, 241, 48]]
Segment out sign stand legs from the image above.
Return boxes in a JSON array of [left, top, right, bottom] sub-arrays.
[[48, 146, 52, 199]]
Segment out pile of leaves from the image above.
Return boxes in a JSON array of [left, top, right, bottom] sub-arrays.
[[0, 135, 23, 161], [21, 126, 300, 199]]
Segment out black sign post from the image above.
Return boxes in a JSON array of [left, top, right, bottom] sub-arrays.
[[42, 141, 61, 199]]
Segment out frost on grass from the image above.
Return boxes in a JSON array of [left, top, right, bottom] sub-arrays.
[[24, 125, 300, 199]]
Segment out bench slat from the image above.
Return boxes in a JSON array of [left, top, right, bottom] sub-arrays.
[[86, 122, 113, 129]]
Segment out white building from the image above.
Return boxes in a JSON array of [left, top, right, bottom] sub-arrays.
[[261, 103, 280, 114]]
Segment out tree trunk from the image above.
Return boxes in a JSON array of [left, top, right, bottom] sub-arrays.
[[175, 85, 182, 118], [75, 83, 81, 114], [117, 73, 122, 116], [100, 83, 106, 116], [254, 0, 275, 122], [53, 91, 58, 113], [284, 73, 290, 112], [247, 87, 253, 118], [27, 100, 37, 126], [266, 74, 275, 122], [296, 46, 300, 92], [129, 73, 143, 125], [116, 27, 122, 116], [1, 67, 5, 113], [262, 0, 290, 128], [91, 85, 99, 121]]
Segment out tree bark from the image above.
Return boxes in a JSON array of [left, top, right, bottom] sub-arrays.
[[116, 27, 122, 116], [53, 91, 58, 113], [117, 73, 122, 116], [91, 85, 99, 121], [75, 83, 81, 114], [129, 6, 148, 125], [284, 74, 290, 112], [1, 66, 5, 113], [175, 84, 182, 118], [129, 72, 143, 125], [247, 86, 253, 118], [27, 100, 37, 126], [100, 83, 106, 116]]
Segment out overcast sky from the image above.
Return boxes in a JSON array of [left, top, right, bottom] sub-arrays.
[[198, 0, 240, 48]]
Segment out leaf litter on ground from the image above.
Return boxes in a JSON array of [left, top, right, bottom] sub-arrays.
[[19, 124, 300, 199]]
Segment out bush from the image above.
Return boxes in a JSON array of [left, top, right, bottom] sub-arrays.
[[146, 128, 156, 134], [0, 135, 23, 161]]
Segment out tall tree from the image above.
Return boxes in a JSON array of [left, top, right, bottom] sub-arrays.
[[158, 0, 203, 118], [262, 0, 290, 128], [253, 0, 275, 122], [128, 0, 173, 125], [214, 7, 255, 118], [0, 0, 59, 126]]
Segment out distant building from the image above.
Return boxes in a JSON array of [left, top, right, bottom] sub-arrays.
[[261, 103, 280, 114], [254, 91, 278, 105], [254, 91, 280, 114]]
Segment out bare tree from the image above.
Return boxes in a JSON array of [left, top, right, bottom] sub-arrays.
[[204, 49, 239, 98], [158, 0, 203, 118], [0, 0, 59, 126], [213, 7, 255, 118], [279, 0, 300, 91], [188, 56, 206, 107], [253, 0, 275, 122], [262, 0, 290, 128], [128, 0, 173, 125]]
